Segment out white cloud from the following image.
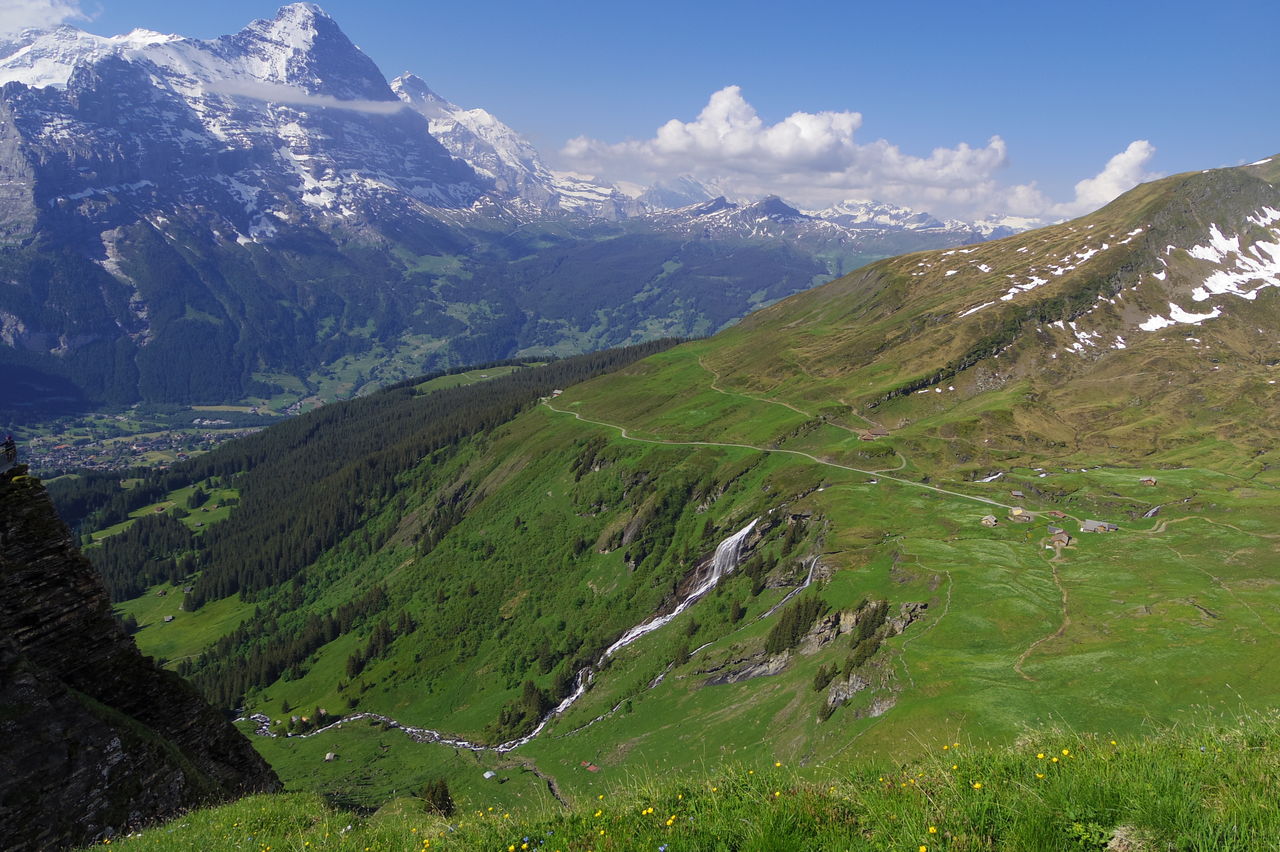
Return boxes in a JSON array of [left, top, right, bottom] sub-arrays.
[[1053, 140, 1158, 217], [0, 0, 87, 33], [561, 86, 1158, 221], [205, 79, 409, 116]]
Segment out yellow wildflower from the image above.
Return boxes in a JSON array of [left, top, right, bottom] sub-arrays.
[[929, 826, 938, 834], [972, 782, 983, 789]]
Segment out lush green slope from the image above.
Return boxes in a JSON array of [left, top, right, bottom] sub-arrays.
[[83, 714, 1280, 851], [65, 157, 1280, 813]]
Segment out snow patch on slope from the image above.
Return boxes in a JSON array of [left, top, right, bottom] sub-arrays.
[[1185, 218, 1280, 303]]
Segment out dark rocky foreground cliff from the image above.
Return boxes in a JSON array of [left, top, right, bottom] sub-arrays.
[[0, 465, 278, 850]]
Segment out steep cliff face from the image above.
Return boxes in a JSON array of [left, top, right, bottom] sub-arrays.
[[0, 465, 279, 850]]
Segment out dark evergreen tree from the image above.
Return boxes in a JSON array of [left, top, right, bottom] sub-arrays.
[[420, 778, 454, 816]]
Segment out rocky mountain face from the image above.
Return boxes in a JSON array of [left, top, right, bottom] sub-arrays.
[[0, 464, 279, 849], [0, 3, 495, 412], [0, 3, 484, 239]]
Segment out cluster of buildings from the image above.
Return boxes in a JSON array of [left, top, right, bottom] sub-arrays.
[[979, 484, 1130, 545], [23, 429, 261, 474]]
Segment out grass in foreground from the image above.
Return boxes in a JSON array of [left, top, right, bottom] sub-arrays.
[[90, 714, 1280, 850]]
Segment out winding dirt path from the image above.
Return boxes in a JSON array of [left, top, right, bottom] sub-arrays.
[[1013, 550, 1071, 682], [543, 401, 1016, 512], [898, 567, 953, 689], [699, 359, 907, 473]]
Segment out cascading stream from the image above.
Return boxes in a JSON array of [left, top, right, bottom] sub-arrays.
[[245, 517, 759, 752]]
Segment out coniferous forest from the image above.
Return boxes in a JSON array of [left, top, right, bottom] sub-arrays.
[[50, 341, 682, 709]]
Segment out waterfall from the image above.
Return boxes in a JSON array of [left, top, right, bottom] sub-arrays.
[[244, 517, 760, 754], [761, 555, 818, 618], [600, 518, 758, 660], [491, 516, 758, 752]]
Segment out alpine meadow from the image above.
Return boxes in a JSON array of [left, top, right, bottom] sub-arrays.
[[2, 2, 1280, 850]]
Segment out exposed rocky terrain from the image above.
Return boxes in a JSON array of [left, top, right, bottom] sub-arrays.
[[0, 464, 278, 850]]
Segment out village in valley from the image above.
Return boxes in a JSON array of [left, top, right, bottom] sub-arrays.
[[6, 406, 289, 475]]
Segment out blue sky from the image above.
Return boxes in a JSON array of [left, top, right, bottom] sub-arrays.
[[8, 0, 1278, 217]]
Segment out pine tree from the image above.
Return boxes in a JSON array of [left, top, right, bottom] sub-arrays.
[[421, 778, 454, 816]]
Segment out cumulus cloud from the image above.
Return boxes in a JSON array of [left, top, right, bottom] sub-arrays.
[[562, 86, 1158, 220], [205, 79, 409, 115], [1053, 140, 1159, 217], [0, 0, 88, 33]]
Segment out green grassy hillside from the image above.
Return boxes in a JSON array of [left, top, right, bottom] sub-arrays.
[[84, 713, 1280, 851], [65, 158, 1280, 815]]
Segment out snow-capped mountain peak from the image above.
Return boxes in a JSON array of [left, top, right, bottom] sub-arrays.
[[0, 25, 180, 89], [811, 199, 947, 231], [392, 72, 541, 176], [392, 72, 639, 220], [636, 175, 715, 209], [389, 72, 447, 117], [218, 3, 393, 100]]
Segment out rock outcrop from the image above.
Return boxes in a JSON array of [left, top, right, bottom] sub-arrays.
[[0, 466, 279, 850]]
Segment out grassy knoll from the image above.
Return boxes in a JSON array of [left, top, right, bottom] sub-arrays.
[[86, 714, 1280, 850], [413, 365, 531, 394], [115, 583, 253, 666], [88, 481, 239, 543]]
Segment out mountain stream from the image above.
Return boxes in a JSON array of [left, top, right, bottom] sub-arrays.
[[244, 518, 759, 753]]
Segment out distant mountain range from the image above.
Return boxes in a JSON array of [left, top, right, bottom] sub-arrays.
[[0, 3, 1019, 416]]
